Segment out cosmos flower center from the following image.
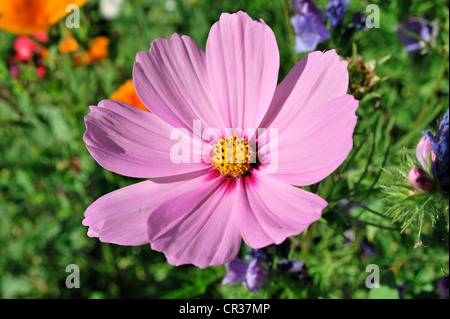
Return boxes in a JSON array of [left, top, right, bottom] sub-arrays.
[[211, 135, 254, 177]]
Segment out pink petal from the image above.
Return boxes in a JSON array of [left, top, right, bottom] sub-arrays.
[[84, 100, 208, 178], [260, 50, 349, 129], [237, 173, 327, 248], [147, 175, 242, 268], [206, 11, 280, 130], [416, 136, 435, 169], [83, 169, 211, 246], [258, 94, 358, 186], [133, 34, 224, 132]]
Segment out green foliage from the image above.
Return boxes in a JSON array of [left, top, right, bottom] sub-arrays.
[[0, 0, 448, 299], [368, 271, 399, 299]]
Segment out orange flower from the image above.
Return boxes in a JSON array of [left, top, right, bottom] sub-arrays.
[[110, 80, 148, 112], [58, 37, 79, 54], [74, 51, 94, 66], [73, 36, 110, 66], [40, 48, 50, 60], [89, 36, 109, 61], [0, 0, 89, 35]]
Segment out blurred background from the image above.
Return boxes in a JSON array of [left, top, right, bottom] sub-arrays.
[[0, 0, 448, 299]]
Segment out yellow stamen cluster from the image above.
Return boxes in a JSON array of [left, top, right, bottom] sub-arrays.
[[211, 135, 254, 177]]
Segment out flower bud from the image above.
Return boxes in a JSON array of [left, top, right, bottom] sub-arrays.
[[408, 167, 435, 191], [416, 136, 435, 170]]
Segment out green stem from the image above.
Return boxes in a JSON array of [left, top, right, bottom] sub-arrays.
[[356, 220, 401, 231], [319, 175, 335, 201], [327, 187, 382, 202], [352, 131, 376, 191], [101, 244, 117, 276], [348, 200, 392, 220], [331, 207, 400, 231], [282, 0, 294, 35], [282, 0, 298, 64], [366, 132, 392, 192], [345, 213, 400, 231]]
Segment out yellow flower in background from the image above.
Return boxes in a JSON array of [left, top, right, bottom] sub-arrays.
[[0, 0, 89, 35], [110, 80, 148, 112]]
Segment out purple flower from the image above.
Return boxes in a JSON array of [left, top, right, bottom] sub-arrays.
[[352, 11, 368, 31], [290, 0, 330, 53], [222, 258, 248, 286], [423, 109, 449, 190], [276, 259, 307, 276], [324, 0, 350, 28], [291, 0, 322, 17], [243, 259, 269, 293], [245, 248, 271, 264], [222, 249, 270, 293], [395, 15, 435, 54], [438, 276, 449, 299]]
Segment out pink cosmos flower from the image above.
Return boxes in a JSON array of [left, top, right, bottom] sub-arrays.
[[82, 11, 358, 268]]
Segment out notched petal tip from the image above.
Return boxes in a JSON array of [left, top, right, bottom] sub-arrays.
[[219, 10, 249, 20], [206, 10, 280, 129]]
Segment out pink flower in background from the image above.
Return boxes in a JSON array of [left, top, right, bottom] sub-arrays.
[[83, 11, 358, 268], [8, 32, 48, 78], [12, 32, 48, 61], [13, 35, 40, 61]]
